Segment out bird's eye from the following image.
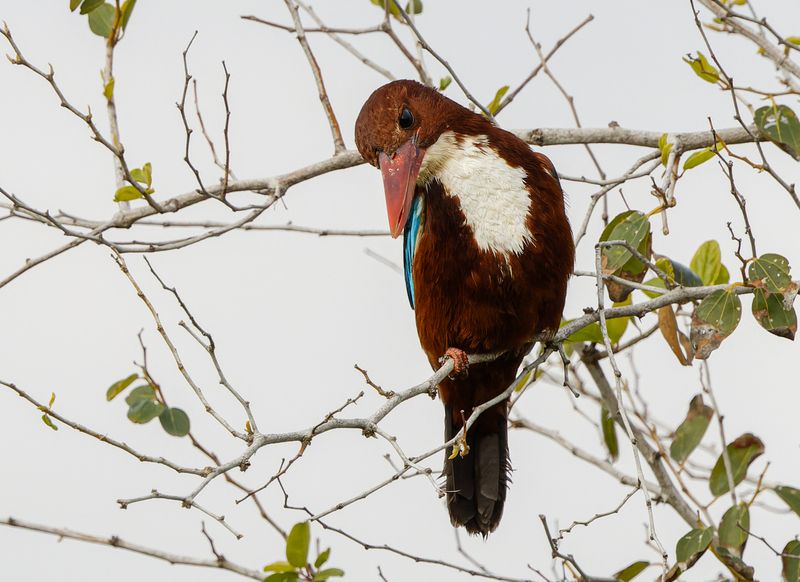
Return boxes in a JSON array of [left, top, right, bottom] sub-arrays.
[[398, 107, 414, 129]]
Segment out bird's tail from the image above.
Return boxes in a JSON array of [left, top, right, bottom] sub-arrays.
[[444, 402, 509, 536]]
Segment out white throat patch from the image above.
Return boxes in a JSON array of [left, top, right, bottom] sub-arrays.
[[419, 131, 533, 256]]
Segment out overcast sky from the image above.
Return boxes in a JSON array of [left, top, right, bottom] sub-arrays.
[[1, 1, 798, 581]]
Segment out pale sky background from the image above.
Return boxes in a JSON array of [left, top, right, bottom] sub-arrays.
[[1, 1, 798, 581]]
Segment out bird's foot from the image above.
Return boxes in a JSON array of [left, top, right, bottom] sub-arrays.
[[441, 347, 469, 379]]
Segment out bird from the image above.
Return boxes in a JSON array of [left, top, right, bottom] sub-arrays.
[[355, 80, 574, 536]]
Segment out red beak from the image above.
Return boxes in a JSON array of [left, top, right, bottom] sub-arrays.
[[378, 139, 425, 238]]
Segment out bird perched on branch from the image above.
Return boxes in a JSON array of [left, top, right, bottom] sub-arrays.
[[355, 80, 574, 536]]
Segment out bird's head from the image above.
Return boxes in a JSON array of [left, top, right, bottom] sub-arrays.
[[355, 80, 458, 238]]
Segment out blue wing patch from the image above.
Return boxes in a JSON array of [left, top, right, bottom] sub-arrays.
[[403, 195, 425, 310]]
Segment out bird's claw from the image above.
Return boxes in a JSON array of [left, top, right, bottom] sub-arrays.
[[441, 347, 469, 379]]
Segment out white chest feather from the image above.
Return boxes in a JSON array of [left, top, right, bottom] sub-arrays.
[[419, 131, 534, 256]]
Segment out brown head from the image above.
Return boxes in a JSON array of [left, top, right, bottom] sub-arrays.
[[355, 80, 488, 237]]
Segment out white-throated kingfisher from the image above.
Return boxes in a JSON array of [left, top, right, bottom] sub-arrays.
[[355, 80, 574, 535]]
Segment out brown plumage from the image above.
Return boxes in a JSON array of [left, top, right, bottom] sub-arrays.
[[355, 80, 574, 535]]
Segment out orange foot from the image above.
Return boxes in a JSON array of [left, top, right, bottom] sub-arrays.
[[442, 347, 469, 379]]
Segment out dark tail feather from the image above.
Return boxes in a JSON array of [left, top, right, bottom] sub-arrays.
[[444, 403, 509, 536]]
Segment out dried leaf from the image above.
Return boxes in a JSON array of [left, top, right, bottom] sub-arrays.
[[658, 306, 691, 365]]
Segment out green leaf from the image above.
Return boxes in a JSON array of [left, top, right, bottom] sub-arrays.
[[314, 548, 331, 569], [683, 51, 720, 83], [754, 104, 800, 160], [404, 0, 422, 15], [675, 526, 714, 563], [486, 85, 509, 116], [41, 414, 58, 431], [313, 569, 345, 581], [70, 0, 82, 12], [87, 2, 115, 38], [714, 546, 754, 580], [714, 263, 730, 285], [120, 0, 136, 30], [159, 407, 191, 437], [601, 405, 618, 462], [613, 560, 649, 582], [649, 257, 703, 289], [670, 395, 713, 464], [783, 539, 800, 582], [286, 521, 311, 568], [691, 240, 722, 286], [263, 562, 297, 573], [127, 399, 165, 424], [142, 161, 152, 185], [599, 211, 650, 274], [438, 76, 452, 91], [106, 373, 138, 401], [718, 503, 750, 558], [642, 258, 674, 298], [103, 77, 115, 101], [564, 321, 603, 344], [80, 0, 104, 14], [49, 392, 56, 408], [114, 185, 143, 202], [264, 573, 299, 582], [695, 289, 742, 334], [774, 486, 800, 517], [709, 433, 765, 497], [659, 133, 673, 166], [512, 368, 533, 393], [682, 145, 721, 170], [672, 260, 704, 287], [690, 289, 742, 359], [125, 384, 156, 406], [369, 0, 401, 19], [751, 287, 797, 340], [641, 277, 666, 298], [788, 37, 800, 46], [748, 253, 792, 293], [607, 295, 631, 344]]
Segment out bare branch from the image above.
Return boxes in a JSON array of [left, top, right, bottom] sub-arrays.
[[0, 517, 259, 579], [282, 0, 346, 154]]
